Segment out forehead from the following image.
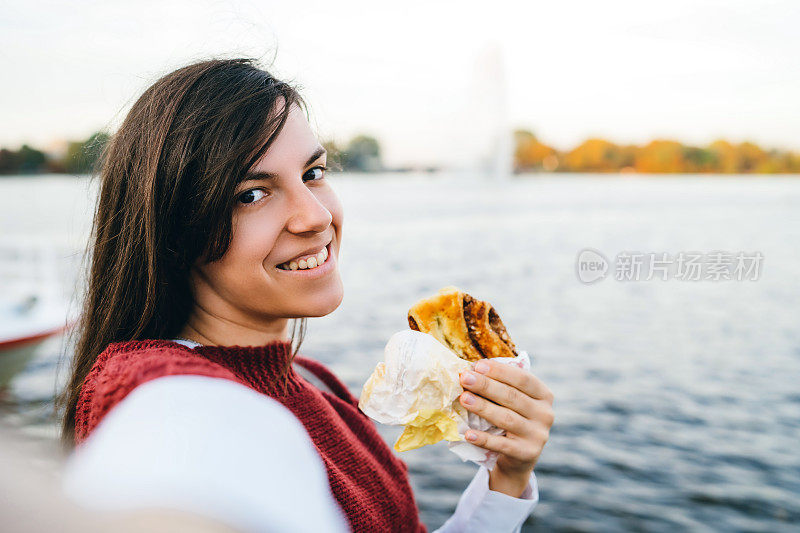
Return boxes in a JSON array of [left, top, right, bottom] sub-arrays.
[[251, 104, 319, 172]]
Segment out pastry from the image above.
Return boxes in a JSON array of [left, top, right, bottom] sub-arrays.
[[407, 286, 518, 362]]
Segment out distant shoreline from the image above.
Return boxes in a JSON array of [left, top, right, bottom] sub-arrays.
[[1, 170, 798, 179]]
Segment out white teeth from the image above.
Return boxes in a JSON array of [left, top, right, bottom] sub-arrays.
[[279, 246, 330, 271]]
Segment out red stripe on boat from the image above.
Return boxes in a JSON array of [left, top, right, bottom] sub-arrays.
[[0, 325, 68, 351]]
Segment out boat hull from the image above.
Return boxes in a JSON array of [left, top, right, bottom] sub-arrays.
[[0, 328, 64, 390]]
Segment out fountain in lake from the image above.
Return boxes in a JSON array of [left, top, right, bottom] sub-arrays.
[[470, 41, 513, 181]]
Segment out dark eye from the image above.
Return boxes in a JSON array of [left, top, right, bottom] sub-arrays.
[[238, 189, 267, 204], [303, 166, 328, 182]]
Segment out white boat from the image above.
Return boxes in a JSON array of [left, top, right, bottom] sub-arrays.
[[0, 296, 68, 390], [0, 239, 76, 391]]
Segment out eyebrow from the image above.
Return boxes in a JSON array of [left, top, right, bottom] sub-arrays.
[[239, 146, 327, 184]]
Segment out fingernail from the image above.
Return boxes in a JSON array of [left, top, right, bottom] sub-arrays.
[[462, 392, 475, 405], [466, 431, 477, 441], [475, 361, 490, 374], [462, 372, 476, 385]]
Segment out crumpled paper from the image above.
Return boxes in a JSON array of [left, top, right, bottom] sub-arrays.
[[358, 329, 531, 471]]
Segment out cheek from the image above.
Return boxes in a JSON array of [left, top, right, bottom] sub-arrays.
[[220, 210, 283, 276]]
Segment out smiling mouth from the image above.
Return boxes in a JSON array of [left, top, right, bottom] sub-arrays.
[[276, 242, 331, 271]]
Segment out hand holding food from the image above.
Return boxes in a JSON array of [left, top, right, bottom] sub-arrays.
[[359, 286, 552, 472], [458, 356, 554, 493]]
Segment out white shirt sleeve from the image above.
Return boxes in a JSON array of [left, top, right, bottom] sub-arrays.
[[432, 465, 539, 533], [61, 375, 350, 533]]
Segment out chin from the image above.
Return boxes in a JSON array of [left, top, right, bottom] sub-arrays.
[[285, 280, 344, 318]]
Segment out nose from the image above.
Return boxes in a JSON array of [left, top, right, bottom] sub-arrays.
[[284, 183, 333, 235]]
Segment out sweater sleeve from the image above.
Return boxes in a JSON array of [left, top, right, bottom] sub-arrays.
[[431, 465, 539, 532], [62, 374, 350, 533]]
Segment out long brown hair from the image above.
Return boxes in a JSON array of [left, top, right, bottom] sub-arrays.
[[55, 58, 308, 451]]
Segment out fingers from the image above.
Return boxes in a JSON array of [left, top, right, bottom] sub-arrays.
[[471, 359, 554, 404], [459, 368, 539, 420], [458, 360, 555, 469], [459, 389, 533, 437], [459, 365, 556, 437], [464, 429, 544, 465]]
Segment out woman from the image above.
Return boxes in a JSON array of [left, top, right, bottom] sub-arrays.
[[56, 58, 555, 532]]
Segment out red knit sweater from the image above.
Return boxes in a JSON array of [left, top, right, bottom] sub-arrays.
[[74, 339, 428, 533]]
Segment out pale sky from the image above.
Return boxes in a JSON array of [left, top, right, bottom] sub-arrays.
[[2, 0, 799, 167]]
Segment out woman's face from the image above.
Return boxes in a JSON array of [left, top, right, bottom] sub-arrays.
[[191, 103, 344, 328]]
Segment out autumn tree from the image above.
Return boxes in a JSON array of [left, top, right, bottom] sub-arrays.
[[514, 129, 557, 172], [562, 139, 631, 172]]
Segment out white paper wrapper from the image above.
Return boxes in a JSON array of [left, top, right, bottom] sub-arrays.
[[358, 329, 531, 471]]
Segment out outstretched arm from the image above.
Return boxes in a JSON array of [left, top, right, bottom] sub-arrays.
[[62, 374, 350, 533]]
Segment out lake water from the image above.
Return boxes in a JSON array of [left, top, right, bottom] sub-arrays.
[[1, 173, 799, 532]]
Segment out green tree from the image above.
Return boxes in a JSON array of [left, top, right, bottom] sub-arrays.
[[18, 144, 47, 173], [322, 139, 343, 172], [0, 148, 22, 174], [65, 131, 111, 174], [341, 135, 382, 172], [682, 147, 717, 172]]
